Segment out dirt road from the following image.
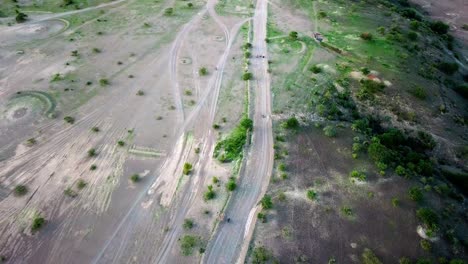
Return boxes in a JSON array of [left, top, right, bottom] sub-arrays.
[[202, 0, 274, 262]]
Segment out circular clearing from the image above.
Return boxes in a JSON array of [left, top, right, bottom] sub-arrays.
[[0, 19, 68, 46]]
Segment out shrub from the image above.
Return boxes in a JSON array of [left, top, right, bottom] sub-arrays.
[[226, 178, 237, 191], [318, 11, 327, 18], [409, 187, 423, 202], [360, 32, 373, 41], [401, 8, 421, 20], [282, 117, 299, 129], [180, 235, 197, 256], [91, 126, 100, 132], [15, 11, 28, 23], [252, 246, 271, 263], [64, 187, 77, 197], [183, 218, 194, 230], [199, 67, 208, 76], [92, 48, 101, 53], [409, 85, 427, 99], [212, 177, 219, 184], [430, 21, 449, 35], [31, 215, 45, 232], [164, 7, 174, 16], [399, 257, 411, 264], [117, 140, 125, 146], [136, 90, 145, 96], [323, 125, 337, 137], [349, 170, 366, 181], [289, 31, 298, 40], [64, 116, 75, 124], [203, 185, 215, 201], [87, 148, 96, 157], [242, 72, 253, 80], [187, 3, 193, 8], [438, 62, 459, 75], [416, 207, 438, 229], [310, 65, 322, 73], [453, 83, 468, 99], [258, 212, 267, 223], [392, 198, 400, 207], [90, 164, 97, 170], [130, 174, 140, 183], [183, 163, 193, 175], [341, 206, 353, 216], [362, 248, 383, 264], [26, 138, 36, 146], [261, 195, 273, 209], [357, 80, 385, 99], [99, 79, 109, 86], [214, 117, 253, 162], [306, 189, 317, 200], [420, 239, 431, 251], [407, 31, 418, 41], [77, 179, 87, 189], [14, 185, 28, 196]]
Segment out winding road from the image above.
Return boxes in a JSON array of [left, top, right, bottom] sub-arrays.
[[203, 0, 274, 262]]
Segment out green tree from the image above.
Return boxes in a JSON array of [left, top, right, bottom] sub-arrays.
[[261, 195, 273, 209]]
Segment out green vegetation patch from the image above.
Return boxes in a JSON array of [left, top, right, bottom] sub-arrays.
[[214, 117, 253, 162]]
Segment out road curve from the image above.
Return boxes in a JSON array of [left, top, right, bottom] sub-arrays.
[[203, 0, 273, 262]]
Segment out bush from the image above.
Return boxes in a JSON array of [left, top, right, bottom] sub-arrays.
[[407, 31, 418, 41], [183, 163, 193, 175], [204, 185, 215, 201], [92, 48, 101, 53], [242, 72, 253, 80], [453, 83, 468, 99], [409, 187, 423, 202], [323, 125, 337, 137], [31, 215, 45, 232], [180, 235, 197, 256], [14, 185, 28, 196], [416, 207, 438, 229], [199, 67, 208, 76], [87, 148, 97, 157], [77, 179, 87, 189], [358, 80, 385, 99], [420, 239, 431, 251], [409, 85, 427, 99], [430, 21, 449, 35], [183, 218, 194, 230], [136, 90, 145, 96], [252, 246, 271, 263], [15, 11, 28, 23], [289, 31, 298, 40], [362, 248, 383, 264], [392, 198, 400, 207], [258, 212, 267, 223], [164, 7, 174, 16], [438, 62, 459, 75], [306, 189, 317, 200], [401, 8, 421, 20], [90, 164, 97, 170], [117, 140, 125, 146], [64, 116, 75, 124], [349, 170, 366, 181], [282, 117, 299, 129], [64, 187, 77, 197], [226, 178, 237, 191], [261, 195, 273, 209], [99, 79, 109, 86], [399, 257, 411, 264], [310, 65, 322, 73], [91, 126, 100, 132], [187, 2, 193, 8], [130, 174, 140, 183], [360, 32, 373, 41], [214, 117, 253, 162]]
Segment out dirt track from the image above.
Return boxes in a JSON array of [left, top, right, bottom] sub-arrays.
[[202, 0, 274, 262]]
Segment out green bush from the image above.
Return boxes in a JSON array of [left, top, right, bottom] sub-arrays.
[[183, 163, 193, 175], [289, 31, 298, 40], [323, 125, 337, 137], [252, 246, 271, 263], [438, 62, 459, 75], [31, 215, 45, 232], [180, 235, 197, 255], [261, 195, 273, 209], [64, 187, 77, 197], [242, 72, 253, 80], [77, 179, 87, 190], [349, 170, 366, 181], [226, 178, 237, 191], [392, 198, 400, 207], [360, 32, 373, 41], [164, 7, 174, 16], [117, 140, 125, 147], [310, 65, 322, 74], [64, 116, 75, 124], [306, 189, 317, 200], [407, 31, 418, 41], [420, 239, 431, 251], [430, 21, 449, 35], [408, 187, 423, 202], [362, 248, 382, 264], [87, 148, 97, 157], [282, 117, 299, 129], [130, 174, 140, 183], [99, 79, 109, 86], [416, 207, 438, 229], [357, 80, 385, 99], [15, 11, 28, 23], [199, 67, 208, 76], [14, 185, 28, 196], [204, 185, 216, 201], [183, 218, 194, 230], [453, 83, 468, 99], [409, 85, 427, 99]]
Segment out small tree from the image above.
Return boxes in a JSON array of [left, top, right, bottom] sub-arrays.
[[117, 140, 125, 146], [242, 72, 253, 80], [91, 126, 100, 132], [187, 2, 193, 8], [360, 32, 373, 41], [164, 8, 174, 16], [204, 185, 216, 200], [430, 21, 449, 35], [90, 164, 97, 170], [323, 125, 337, 137], [408, 187, 423, 202], [310, 65, 322, 73], [306, 189, 317, 200], [282, 117, 299, 129], [31, 215, 45, 232], [99, 79, 109, 86], [136, 90, 145, 96], [64, 116, 75, 124], [77, 179, 87, 190], [183, 218, 194, 230], [87, 148, 97, 157], [15, 10, 28, 23], [180, 235, 197, 256]]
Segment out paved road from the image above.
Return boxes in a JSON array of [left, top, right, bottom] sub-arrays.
[[203, 0, 274, 262]]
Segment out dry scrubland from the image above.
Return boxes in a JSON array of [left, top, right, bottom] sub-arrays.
[[0, 0, 467, 263]]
